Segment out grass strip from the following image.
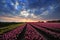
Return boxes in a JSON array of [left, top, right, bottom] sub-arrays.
[[0, 23, 24, 34]]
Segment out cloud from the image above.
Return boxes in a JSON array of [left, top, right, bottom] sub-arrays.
[[0, 16, 39, 22], [0, 0, 60, 22], [30, 13, 37, 18], [19, 10, 40, 19], [20, 10, 30, 17], [40, 10, 49, 15], [49, 6, 54, 10], [15, 1, 19, 9]]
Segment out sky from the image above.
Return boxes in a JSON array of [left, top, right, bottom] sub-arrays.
[[0, 0, 60, 22]]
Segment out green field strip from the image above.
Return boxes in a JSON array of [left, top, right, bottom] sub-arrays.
[[0, 23, 25, 34]]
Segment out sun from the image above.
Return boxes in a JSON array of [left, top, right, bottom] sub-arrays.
[[44, 21, 47, 23]]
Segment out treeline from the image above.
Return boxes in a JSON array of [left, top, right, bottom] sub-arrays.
[[0, 22, 24, 28], [47, 20, 60, 23]]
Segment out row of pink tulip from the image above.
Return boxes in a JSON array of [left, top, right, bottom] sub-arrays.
[[24, 24, 45, 40], [2, 24, 25, 40], [31, 23, 60, 39]]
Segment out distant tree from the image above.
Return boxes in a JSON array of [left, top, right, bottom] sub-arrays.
[[47, 20, 60, 23]]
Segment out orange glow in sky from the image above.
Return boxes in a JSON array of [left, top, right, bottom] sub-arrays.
[[0, 16, 38, 22]]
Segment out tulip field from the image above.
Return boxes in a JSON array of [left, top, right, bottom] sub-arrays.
[[0, 22, 60, 40]]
